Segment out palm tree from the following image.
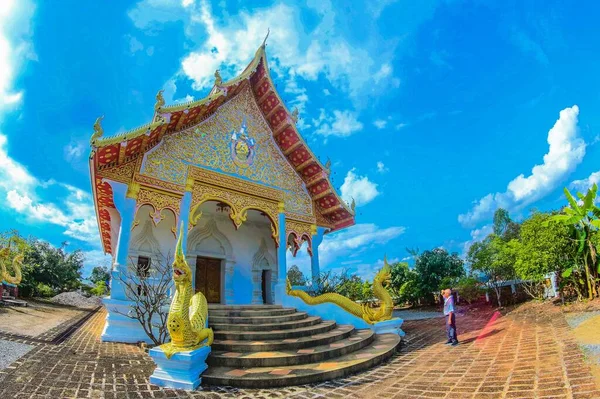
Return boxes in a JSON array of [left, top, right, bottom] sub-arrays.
[[547, 183, 600, 299]]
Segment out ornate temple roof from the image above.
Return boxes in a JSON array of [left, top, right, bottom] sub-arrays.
[[89, 42, 355, 254]]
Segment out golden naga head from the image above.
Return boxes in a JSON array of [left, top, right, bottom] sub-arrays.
[[376, 255, 392, 287], [172, 222, 192, 283]]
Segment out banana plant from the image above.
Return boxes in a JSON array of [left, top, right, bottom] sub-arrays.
[[546, 183, 600, 299]]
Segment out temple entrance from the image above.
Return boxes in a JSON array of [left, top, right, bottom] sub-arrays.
[[195, 257, 222, 303], [261, 270, 272, 304]]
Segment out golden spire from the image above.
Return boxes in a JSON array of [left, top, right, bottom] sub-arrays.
[[351, 197, 356, 213], [261, 28, 270, 48], [324, 158, 331, 172], [154, 89, 165, 111], [90, 115, 104, 145], [291, 107, 299, 123], [214, 69, 222, 86]]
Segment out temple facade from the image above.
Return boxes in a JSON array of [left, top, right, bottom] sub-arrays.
[[90, 43, 355, 343]]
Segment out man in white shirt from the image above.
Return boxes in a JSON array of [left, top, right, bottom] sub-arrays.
[[442, 288, 459, 346]]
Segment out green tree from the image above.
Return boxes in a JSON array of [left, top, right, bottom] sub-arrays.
[[467, 235, 516, 307], [389, 262, 420, 305], [515, 212, 573, 299], [89, 266, 110, 285], [455, 277, 483, 304], [287, 265, 307, 286], [493, 208, 520, 241], [546, 184, 600, 299], [25, 240, 84, 294], [414, 248, 465, 302]]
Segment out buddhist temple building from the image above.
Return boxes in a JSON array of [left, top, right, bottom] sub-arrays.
[[90, 41, 355, 343]]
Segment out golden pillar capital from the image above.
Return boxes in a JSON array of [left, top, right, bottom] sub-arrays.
[[185, 178, 195, 192], [126, 182, 140, 199], [278, 201, 285, 213], [310, 224, 317, 236]]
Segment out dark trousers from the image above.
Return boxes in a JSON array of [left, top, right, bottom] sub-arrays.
[[446, 313, 458, 343]]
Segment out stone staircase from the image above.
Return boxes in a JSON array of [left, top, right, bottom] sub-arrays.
[[202, 304, 401, 388]]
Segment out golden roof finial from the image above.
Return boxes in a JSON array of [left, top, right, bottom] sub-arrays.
[[324, 157, 331, 172], [351, 197, 356, 213], [214, 69, 222, 86], [154, 89, 165, 111], [291, 107, 299, 123], [261, 28, 270, 48], [90, 115, 104, 145]]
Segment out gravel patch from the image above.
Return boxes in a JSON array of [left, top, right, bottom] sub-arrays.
[[50, 292, 102, 309], [0, 339, 33, 370], [564, 310, 600, 329], [394, 309, 444, 320]]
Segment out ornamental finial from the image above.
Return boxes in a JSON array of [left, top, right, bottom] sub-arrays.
[[261, 28, 270, 48], [324, 158, 331, 172], [91, 115, 104, 145], [351, 197, 356, 213], [214, 69, 222, 86], [291, 107, 299, 123], [154, 89, 165, 111]]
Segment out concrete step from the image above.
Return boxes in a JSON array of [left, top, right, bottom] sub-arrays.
[[209, 307, 297, 318], [202, 333, 401, 388], [212, 324, 355, 352], [209, 311, 309, 325], [210, 316, 321, 332], [209, 304, 282, 310], [213, 320, 337, 341], [208, 329, 375, 368]]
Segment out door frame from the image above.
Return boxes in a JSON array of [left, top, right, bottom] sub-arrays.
[[188, 251, 226, 304]]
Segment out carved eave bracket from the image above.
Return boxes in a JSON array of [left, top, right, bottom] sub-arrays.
[[133, 186, 183, 238]]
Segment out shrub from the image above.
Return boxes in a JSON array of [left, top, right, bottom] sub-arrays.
[[36, 283, 56, 298], [90, 281, 107, 296], [456, 277, 482, 304]]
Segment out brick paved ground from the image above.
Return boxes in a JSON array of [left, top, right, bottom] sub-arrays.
[[0, 303, 598, 399]]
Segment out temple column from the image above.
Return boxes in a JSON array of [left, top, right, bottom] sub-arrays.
[[310, 226, 326, 290], [224, 260, 235, 304], [274, 203, 287, 304], [102, 181, 152, 343], [109, 182, 138, 300]]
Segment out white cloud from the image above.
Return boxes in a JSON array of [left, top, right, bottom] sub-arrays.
[[323, 89, 331, 96], [571, 170, 600, 193], [313, 109, 363, 138], [82, 249, 113, 279], [461, 224, 493, 259], [373, 119, 387, 129], [129, 0, 397, 105], [395, 123, 407, 130], [64, 140, 86, 162], [320, 224, 405, 269], [458, 105, 585, 227], [341, 168, 380, 206], [0, 134, 101, 245], [376, 161, 389, 173], [0, 0, 36, 112], [128, 35, 144, 54], [373, 63, 392, 84], [510, 26, 549, 67]]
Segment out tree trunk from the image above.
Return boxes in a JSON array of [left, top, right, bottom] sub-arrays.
[[584, 256, 595, 299]]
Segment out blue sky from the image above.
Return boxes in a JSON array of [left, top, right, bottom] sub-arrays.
[[1, 0, 600, 281]]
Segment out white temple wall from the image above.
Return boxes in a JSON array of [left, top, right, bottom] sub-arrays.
[[126, 204, 177, 271], [186, 212, 277, 304]]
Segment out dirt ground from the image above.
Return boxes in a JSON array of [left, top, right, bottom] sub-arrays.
[[0, 301, 83, 337]]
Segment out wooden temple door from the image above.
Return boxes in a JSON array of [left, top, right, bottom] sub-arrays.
[[195, 257, 222, 303]]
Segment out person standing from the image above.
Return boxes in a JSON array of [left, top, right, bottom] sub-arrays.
[[443, 288, 459, 346]]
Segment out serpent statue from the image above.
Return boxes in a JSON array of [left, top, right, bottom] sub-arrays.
[[159, 223, 214, 359], [286, 256, 394, 324], [0, 247, 23, 285]]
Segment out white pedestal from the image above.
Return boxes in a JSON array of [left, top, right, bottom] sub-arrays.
[[149, 346, 211, 390]]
